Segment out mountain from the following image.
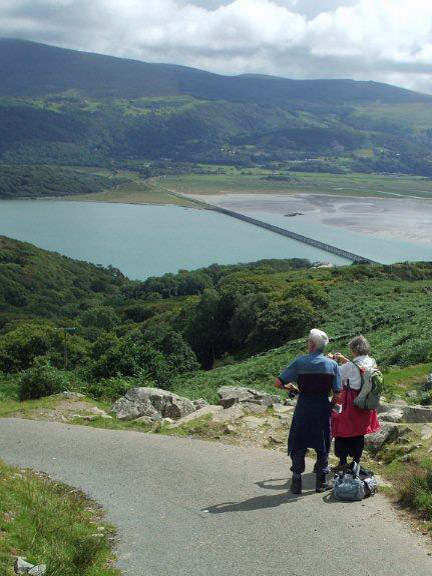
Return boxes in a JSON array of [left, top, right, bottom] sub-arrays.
[[1, 38, 429, 104], [1, 38, 432, 174]]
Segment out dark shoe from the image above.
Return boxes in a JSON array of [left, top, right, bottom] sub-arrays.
[[291, 475, 302, 495], [316, 473, 331, 493]]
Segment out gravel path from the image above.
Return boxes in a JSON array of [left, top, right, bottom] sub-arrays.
[[0, 418, 431, 576]]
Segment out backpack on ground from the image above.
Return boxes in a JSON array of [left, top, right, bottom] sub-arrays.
[[352, 361, 383, 410], [333, 462, 377, 501]]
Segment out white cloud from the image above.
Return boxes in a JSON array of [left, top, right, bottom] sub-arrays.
[[1, 0, 432, 92]]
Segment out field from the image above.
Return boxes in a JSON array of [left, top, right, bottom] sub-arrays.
[[159, 169, 432, 199], [69, 176, 194, 206]]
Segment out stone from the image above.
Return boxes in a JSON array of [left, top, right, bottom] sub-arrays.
[[268, 432, 285, 444], [169, 405, 223, 428], [112, 387, 195, 421], [365, 422, 399, 449], [134, 415, 156, 426], [242, 402, 268, 415], [212, 404, 245, 424], [58, 391, 85, 400], [217, 386, 280, 409], [14, 557, 35, 574], [391, 398, 408, 406], [242, 416, 264, 430], [193, 398, 209, 410], [273, 403, 293, 415], [89, 406, 109, 417], [423, 373, 432, 391], [379, 402, 432, 424], [28, 567, 46, 576], [421, 425, 432, 440], [379, 409, 404, 423]]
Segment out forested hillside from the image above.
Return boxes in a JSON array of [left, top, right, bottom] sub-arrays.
[[1, 236, 432, 404], [1, 39, 432, 176]]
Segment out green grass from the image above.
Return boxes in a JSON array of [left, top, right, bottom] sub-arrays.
[[160, 170, 432, 199], [69, 177, 193, 206], [0, 460, 120, 576]]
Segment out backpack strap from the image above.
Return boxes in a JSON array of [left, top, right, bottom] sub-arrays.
[[349, 359, 365, 390]]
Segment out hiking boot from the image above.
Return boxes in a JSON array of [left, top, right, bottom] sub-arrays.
[[291, 475, 302, 495], [316, 473, 331, 493]]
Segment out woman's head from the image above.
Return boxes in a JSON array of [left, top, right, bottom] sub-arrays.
[[349, 335, 370, 357]]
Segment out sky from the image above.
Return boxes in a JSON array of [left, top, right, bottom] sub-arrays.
[[1, 0, 432, 93]]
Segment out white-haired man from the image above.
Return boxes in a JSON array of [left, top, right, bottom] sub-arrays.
[[275, 329, 341, 494]]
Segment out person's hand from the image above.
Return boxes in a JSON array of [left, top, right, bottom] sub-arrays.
[[274, 378, 286, 389]]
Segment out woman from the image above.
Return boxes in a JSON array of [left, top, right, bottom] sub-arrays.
[[330, 335, 380, 470]]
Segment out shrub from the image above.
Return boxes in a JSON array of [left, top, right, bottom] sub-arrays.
[[18, 361, 69, 401], [84, 375, 137, 400]]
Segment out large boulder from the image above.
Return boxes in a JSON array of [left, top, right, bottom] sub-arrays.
[[217, 386, 280, 409], [379, 402, 432, 423], [112, 387, 195, 421], [365, 422, 399, 449], [169, 405, 223, 429]]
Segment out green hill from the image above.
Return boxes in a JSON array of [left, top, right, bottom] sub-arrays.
[[1, 39, 432, 176], [1, 236, 432, 405]]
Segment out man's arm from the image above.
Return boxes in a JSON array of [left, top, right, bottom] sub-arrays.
[[275, 360, 298, 391]]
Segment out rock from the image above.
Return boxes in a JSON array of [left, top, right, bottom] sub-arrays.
[[193, 398, 209, 410], [402, 405, 432, 423], [268, 432, 285, 445], [391, 398, 408, 406], [423, 373, 432, 391], [14, 557, 35, 574], [242, 402, 268, 415], [112, 387, 195, 421], [28, 567, 46, 576], [89, 406, 109, 417], [217, 386, 280, 409], [421, 425, 432, 440], [365, 422, 399, 449], [58, 391, 85, 400], [379, 402, 432, 424], [242, 416, 264, 430], [134, 415, 157, 426], [212, 404, 245, 424], [273, 403, 293, 415], [169, 405, 223, 429], [379, 409, 404, 423]]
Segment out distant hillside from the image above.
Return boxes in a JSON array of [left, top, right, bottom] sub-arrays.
[[1, 38, 429, 104], [1, 38, 432, 175]]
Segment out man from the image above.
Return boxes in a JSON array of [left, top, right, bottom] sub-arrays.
[[275, 329, 341, 494]]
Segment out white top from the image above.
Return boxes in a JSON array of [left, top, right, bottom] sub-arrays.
[[339, 355, 377, 390]]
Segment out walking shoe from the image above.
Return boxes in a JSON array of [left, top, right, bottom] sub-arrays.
[[315, 473, 331, 493], [291, 475, 302, 495]]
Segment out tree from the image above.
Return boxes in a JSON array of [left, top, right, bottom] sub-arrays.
[[79, 306, 119, 331], [250, 296, 320, 350]]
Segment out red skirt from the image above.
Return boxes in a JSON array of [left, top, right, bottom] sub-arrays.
[[332, 387, 380, 438]]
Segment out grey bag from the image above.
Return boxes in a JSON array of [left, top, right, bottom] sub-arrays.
[[333, 463, 365, 501], [351, 361, 383, 411]]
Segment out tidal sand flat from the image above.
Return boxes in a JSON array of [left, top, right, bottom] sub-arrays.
[[189, 192, 432, 245]]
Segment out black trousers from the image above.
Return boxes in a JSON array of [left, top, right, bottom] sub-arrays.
[[291, 449, 329, 476], [334, 436, 365, 464]]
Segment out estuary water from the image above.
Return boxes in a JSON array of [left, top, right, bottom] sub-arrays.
[[0, 200, 349, 279]]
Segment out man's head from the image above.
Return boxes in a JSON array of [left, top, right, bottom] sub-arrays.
[[307, 328, 329, 353]]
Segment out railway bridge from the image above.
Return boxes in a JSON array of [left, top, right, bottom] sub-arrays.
[[170, 191, 380, 265]]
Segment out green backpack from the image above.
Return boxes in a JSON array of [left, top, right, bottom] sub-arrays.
[[352, 361, 383, 410]]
